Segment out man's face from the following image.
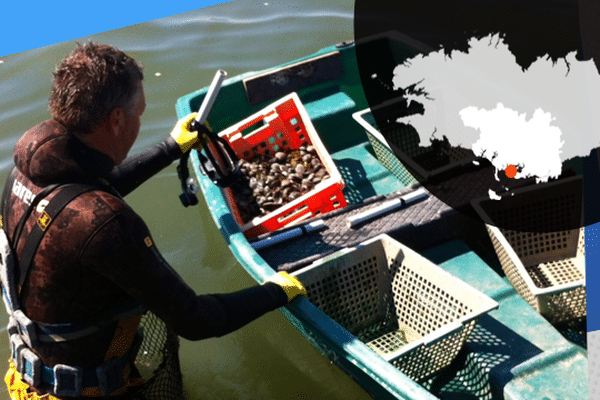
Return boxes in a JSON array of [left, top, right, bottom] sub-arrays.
[[116, 81, 146, 163]]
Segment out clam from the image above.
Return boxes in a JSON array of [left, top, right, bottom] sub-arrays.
[[289, 173, 302, 183], [301, 178, 315, 188], [271, 163, 282, 173], [275, 152, 287, 162]]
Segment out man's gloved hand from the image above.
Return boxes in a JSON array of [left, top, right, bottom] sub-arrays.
[[264, 272, 307, 302], [170, 113, 212, 153]]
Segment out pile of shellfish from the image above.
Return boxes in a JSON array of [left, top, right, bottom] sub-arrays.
[[230, 144, 330, 223]]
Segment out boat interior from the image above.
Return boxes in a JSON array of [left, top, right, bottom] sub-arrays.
[[175, 32, 588, 400]]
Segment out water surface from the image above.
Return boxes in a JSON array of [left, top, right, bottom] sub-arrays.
[[0, 1, 373, 398]]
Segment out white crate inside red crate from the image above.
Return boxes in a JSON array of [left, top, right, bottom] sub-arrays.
[[218, 92, 347, 239]]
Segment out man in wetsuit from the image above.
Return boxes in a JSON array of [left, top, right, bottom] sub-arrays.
[[0, 42, 306, 399]]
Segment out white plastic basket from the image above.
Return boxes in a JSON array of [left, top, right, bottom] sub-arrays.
[[292, 234, 498, 382], [483, 224, 585, 324], [353, 98, 476, 183], [472, 176, 586, 324]]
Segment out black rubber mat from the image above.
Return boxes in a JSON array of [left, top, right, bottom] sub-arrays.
[[254, 183, 481, 273]]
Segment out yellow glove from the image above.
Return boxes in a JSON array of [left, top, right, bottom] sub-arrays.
[[264, 272, 307, 302], [170, 113, 213, 153]]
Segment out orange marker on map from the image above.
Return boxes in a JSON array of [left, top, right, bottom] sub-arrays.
[[505, 164, 517, 179]]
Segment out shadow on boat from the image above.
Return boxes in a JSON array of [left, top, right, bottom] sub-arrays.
[[425, 314, 543, 400]]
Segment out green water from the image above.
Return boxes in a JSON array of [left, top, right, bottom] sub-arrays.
[[0, 1, 373, 398]]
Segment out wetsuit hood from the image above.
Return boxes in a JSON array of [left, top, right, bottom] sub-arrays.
[[13, 119, 115, 186]]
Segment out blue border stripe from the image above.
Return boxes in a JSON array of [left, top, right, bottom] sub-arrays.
[[1, 1, 226, 57], [587, 223, 599, 331]]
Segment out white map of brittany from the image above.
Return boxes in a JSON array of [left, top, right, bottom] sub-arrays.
[[461, 103, 563, 183], [390, 34, 600, 197]]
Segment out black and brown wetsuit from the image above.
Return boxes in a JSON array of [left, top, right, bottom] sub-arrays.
[[2, 120, 287, 397]]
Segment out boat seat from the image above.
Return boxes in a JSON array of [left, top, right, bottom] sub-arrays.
[[304, 91, 356, 121]]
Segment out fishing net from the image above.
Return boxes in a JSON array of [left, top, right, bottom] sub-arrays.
[[130, 312, 187, 400]]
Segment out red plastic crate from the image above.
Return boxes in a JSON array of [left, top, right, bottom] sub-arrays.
[[218, 92, 347, 239]]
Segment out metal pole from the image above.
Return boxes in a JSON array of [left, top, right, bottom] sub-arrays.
[[196, 69, 227, 125]]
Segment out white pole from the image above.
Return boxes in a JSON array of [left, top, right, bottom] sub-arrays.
[[196, 69, 227, 125]]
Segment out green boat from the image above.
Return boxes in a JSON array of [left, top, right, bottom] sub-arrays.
[[175, 33, 588, 400]]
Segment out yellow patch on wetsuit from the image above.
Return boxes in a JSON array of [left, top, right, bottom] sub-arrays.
[[144, 236, 153, 247], [5, 359, 60, 399], [37, 211, 52, 231]]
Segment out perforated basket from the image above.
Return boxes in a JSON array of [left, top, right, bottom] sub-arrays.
[[217, 92, 347, 238], [472, 176, 586, 324], [352, 98, 475, 182], [292, 234, 498, 383]]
